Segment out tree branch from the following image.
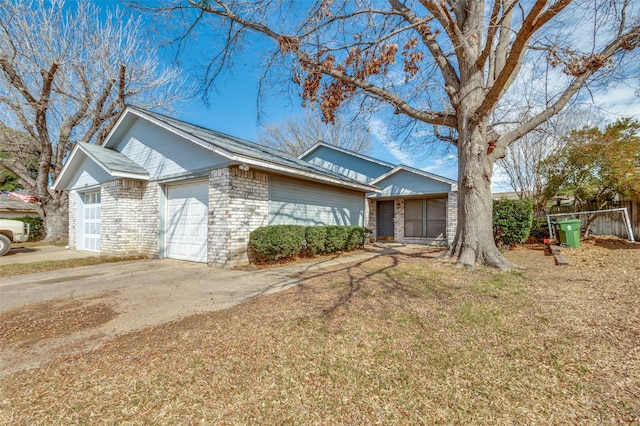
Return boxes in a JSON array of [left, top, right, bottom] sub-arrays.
[[497, 24, 640, 151], [475, 0, 572, 124], [389, 0, 460, 94]]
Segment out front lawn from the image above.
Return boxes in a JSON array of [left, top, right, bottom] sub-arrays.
[[1, 237, 638, 424]]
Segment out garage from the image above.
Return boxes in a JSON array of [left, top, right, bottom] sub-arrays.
[[165, 181, 208, 263], [78, 191, 101, 252]]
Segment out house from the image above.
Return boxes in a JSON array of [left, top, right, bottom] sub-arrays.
[[53, 106, 377, 265], [0, 193, 40, 219], [299, 142, 458, 245]]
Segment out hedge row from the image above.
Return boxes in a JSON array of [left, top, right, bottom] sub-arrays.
[[249, 225, 370, 262]]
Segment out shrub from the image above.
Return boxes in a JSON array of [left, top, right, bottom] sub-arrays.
[[345, 226, 370, 250], [10, 216, 44, 241], [493, 199, 533, 247], [249, 225, 371, 263], [304, 226, 327, 255], [248, 225, 305, 262], [325, 225, 350, 252], [529, 217, 551, 242]]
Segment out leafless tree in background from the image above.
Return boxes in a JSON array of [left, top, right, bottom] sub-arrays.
[[496, 106, 599, 213], [258, 110, 372, 156], [0, 0, 188, 240], [153, 0, 639, 269]]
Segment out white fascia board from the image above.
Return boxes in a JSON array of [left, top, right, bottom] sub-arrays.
[[114, 107, 238, 160], [297, 141, 324, 159], [110, 171, 150, 181], [101, 107, 137, 149], [370, 165, 457, 188], [105, 108, 376, 192], [231, 155, 380, 193], [77, 144, 149, 181], [299, 141, 396, 169], [52, 144, 84, 190]]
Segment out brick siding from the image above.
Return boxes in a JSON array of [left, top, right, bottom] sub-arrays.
[[366, 193, 458, 245], [208, 166, 269, 266], [99, 179, 159, 257]]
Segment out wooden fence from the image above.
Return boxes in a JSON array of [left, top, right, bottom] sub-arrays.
[[548, 198, 639, 241]]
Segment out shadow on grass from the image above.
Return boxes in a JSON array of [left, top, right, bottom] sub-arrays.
[[289, 247, 449, 316]]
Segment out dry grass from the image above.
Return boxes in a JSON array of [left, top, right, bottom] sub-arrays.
[[0, 237, 638, 425], [0, 255, 145, 277]]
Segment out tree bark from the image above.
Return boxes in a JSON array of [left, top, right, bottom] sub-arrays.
[[36, 191, 68, 242], [444, 127, 513, 270]]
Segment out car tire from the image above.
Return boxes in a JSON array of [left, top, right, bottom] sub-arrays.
[[0, 234, 11, 256]]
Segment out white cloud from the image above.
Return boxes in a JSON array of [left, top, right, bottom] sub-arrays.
[[420, 154, 457, 180], [589, 83, 640, 119], [368, 118, 415, 167]]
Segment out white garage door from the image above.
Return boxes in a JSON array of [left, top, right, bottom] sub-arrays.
[[166, 182, 208, 262], [79, 191, 101, 252]]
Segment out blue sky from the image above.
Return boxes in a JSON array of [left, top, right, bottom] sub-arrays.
[[169, 51, 462, 184], [149, 4, 638, 194]]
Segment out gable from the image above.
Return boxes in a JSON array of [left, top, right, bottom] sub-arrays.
[[303, 145, 393, 184], [112, 118, 229, 180], [65, 156, 113, 190], [370, 169, 453, 198]]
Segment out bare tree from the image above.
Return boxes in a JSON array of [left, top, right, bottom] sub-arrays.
[[496, 106, 598, 213], [258, 110, 372, 156], [0, 0, 187, 241], [155, 0, 639, 269]]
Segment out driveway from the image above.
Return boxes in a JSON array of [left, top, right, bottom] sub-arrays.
[[0, 246, 397, 377]]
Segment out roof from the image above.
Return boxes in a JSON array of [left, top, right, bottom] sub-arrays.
[[371, 165, 458, 191], [299, 141, 397, 169], [300, 141, 458, 192], [0, 193, 39, 213], [80, 143, 149, 176], [53, 142, 150, 190], [101, 106, 377, 193]]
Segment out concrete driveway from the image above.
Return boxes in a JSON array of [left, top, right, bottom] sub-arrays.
[[0, 246, 394, 377], [0, 245, 97, 265]]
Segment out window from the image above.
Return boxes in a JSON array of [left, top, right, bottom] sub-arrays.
[[404, 198, 447, 238]]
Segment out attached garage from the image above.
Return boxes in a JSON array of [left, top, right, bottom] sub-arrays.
[[77, 191, 101, 252], [54, 107, 379, 266], [165, 181, 208, 263]]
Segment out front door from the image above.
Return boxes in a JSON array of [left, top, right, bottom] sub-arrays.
[[377, 200, 394, 241]]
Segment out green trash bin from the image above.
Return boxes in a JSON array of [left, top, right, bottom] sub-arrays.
[[557, 219, 581, 248]]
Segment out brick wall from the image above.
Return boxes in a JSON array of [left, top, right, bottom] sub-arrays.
[[394, 198, 406, 243], [99, 179, 159, 257], [208, 166, 269, 266], [366, 199, 376, 242], [446, 191, 457, 245]]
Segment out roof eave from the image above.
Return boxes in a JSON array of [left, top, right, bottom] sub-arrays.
[[52, 144, 83, 190], [232, 156, 379, 193], [370, 165, 457, 188], [299, 141, 396, 168]]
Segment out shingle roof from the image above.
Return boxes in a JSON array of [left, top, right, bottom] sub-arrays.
[[127, 106, 371, 188], [0, 193, 38, 213], [80, 142, 148, 176]]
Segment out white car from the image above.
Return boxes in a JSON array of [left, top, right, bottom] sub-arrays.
[[0, 219, 30, 256]]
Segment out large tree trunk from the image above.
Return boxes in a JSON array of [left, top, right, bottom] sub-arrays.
[[444, 125, 514, 270], [38, 192, 68, 242]]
